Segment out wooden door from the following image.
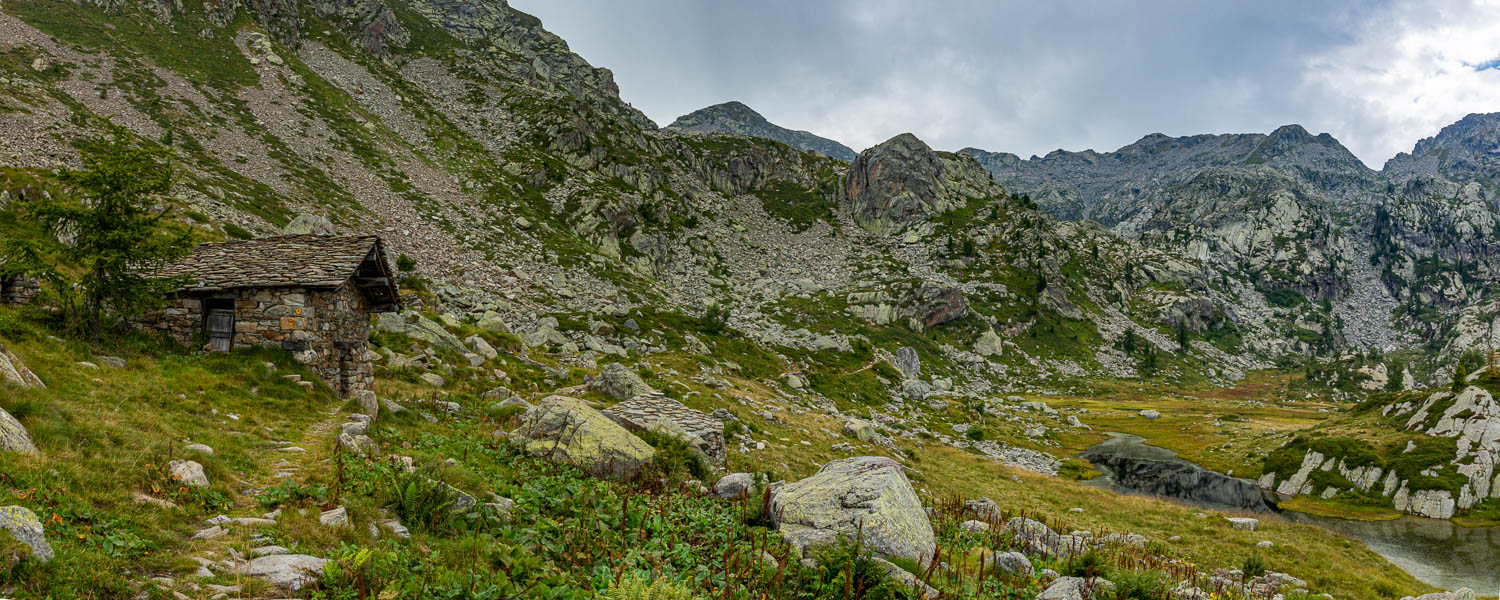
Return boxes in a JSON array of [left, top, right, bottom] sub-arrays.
[[207, 309, 235, 352]]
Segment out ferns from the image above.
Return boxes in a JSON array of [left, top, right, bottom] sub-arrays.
[[384, 464, 459, 534], [606, 575, 699, 600]]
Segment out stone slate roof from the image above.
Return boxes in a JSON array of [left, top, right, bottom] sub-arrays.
[[156, 235, 396, 296]]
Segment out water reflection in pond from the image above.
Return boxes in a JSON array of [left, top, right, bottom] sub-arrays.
[[1081, 433, 1500, 592]]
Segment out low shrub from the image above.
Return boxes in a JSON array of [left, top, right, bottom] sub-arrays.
[[639, 428, 711, 481], [1064, 550, 1108, 578], [1243, 554, 1268, 578], [1110, 569, 1167, 599]]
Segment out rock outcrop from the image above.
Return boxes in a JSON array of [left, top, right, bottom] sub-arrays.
[[589, 363, 654, 401], [1259, 383, 1500, 519], [845, 133, 1004, 235], [375, 311, 467, 354], [768, 456, 934, 564], [237, 553, 328, 590]]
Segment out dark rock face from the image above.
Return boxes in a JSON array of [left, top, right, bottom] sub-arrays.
[[667, 101, 855, 161], [845, 133, 1002, 234], [846, 134, 944, 232], [1082, 447, 1277, 513], [313, 0, 411, 56], [902, 286, 968, 329]]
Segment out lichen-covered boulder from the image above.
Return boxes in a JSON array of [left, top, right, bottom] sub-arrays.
[[0, 505, 53, 563], [356, 390, 380, 419], [843, 419, 878, 442], [0, 407, 38, 455], [510, 396, 655, 479], [0, 342, 43, 388], [769, 456, 934, 564], [964, 497, 1001, 520]]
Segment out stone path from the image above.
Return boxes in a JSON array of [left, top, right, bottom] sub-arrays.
[[143, 407, 351, 597]]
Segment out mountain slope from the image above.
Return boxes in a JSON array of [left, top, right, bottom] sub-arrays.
[[667, 101, 856, 161], [965, 120, 1500, 364]]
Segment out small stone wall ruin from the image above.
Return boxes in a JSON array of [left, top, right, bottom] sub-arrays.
[[0, 276, 39, 306], [603, 395, 726, 466]]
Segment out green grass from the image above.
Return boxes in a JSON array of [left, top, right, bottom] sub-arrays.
[[0, 309, 339, 596], [753, 181, 837, 232]]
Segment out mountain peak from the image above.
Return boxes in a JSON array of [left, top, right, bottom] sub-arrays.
[[1267, 124, 1313, 142], [666, 102, 856, 161], [1384, 112, 1500, 178]]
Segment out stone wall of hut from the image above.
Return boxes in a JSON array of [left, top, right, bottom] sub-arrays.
[[0, 276, 40, 306], [139, 285, 375, 396]]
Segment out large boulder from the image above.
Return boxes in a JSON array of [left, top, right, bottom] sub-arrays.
[[466, 335, 499, 360], [169, 460, 210, 487], [964, 497, 1002, 520], [0, 407, 38, 455], [1002, 516, 1085, 558], [842, 419, 879, 442], [712, 473, 755, 499], [1412, 590, 1477, 600], [0, 342, 43, 388], [590, 363, 654, 401], [510, 396, 655, 479], [282, 213, 336, 235], [0, 505, 53, 563], [973, 328, 1004, 357], [893, 347, 921, 379], [769, 456, 934, 564]]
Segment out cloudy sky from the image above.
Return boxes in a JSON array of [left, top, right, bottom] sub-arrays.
[[510, 1, 1500, 168]]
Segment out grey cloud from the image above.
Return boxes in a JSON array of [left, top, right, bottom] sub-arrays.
[[513, 0, 1458, 166]]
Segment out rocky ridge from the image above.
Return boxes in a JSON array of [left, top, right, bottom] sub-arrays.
[[667, 101, 855, 161]]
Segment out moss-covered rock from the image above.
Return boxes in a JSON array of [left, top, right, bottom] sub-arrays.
[[769, 456, 934, 564], [510, 395, 655, 480]]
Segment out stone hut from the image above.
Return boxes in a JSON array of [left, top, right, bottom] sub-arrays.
[[0, 275, 40, 306], [141, 235, 400, 396]]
